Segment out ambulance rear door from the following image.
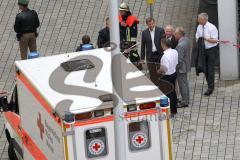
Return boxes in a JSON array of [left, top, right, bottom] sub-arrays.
[[66, 108, 115, 160], [17, 73, 65, 160]]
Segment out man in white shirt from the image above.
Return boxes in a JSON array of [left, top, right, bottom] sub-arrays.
[[195, 13, 219, 96], [158, 38, 178, 116]]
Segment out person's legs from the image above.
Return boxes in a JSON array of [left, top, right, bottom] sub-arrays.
[[170, 73, 177, 114], [147, 59, 159, 86], [161, 73, 177, 114], [204, 47, 216, 96], [147, 62, 158, 85], [28, 33, 37, 52], [177, 72, 189, 106], [175, 80, 181, 102], [168, 87, 177, 114], [204, 52, 209, 86], [19, 34, 29, 60], [206, 48, 216, 91]]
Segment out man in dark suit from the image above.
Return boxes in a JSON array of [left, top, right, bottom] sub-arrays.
[[97, 17, 110, 48], [165, 25, 178, 49], [140, 17, 165, 85]]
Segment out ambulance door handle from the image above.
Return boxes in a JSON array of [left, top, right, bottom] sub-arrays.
[[21, 129, 29, 144], [23, 135, 28, 144], [18, 125, 22, 131]]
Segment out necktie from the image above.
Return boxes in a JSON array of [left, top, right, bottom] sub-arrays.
[[202, 25, 205, 37]]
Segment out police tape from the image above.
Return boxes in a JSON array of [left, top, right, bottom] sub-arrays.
[[217, 40, 240, 48]]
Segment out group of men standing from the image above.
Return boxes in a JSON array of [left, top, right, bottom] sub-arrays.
[[97, 2, 191, 116], [14, 1, 219, 117], [140, 17, 191, 116], [96, 3, 219, 116]]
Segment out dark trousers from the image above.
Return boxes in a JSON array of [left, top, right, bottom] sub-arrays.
[[147, 62, 160, 86], [147, 52, 162, 86], [161, 73, 177, 114], [205, 46, 217, 91]]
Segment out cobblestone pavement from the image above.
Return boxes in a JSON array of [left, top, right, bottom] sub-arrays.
[[2, 0, 239, 160]]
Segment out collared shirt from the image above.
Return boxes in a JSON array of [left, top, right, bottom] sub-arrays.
[[195, 22, 218, 49], [161, 48, 178, 75], [166, 36, 172, 40], [149, 27, 157, 52]]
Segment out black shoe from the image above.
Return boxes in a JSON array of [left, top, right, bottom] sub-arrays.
[[204, 90, 213, 96], [177, 103, 189, 108], [170, 113, 176, 119], [177, 99, 181, 104]]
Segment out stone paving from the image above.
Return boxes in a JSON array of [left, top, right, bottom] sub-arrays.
[[2, 0, 240, 160]]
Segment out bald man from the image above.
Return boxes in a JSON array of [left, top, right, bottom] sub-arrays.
[[165, 25, 178, 49], [174, 27, 191, 107]]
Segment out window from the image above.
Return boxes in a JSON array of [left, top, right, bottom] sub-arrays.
[[61, 59, 94, 72]]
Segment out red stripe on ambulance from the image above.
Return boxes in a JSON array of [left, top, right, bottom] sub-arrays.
[[4, 112, 22, 138], [65, 116, 114, 128], [4, 112, 48, 160], [124, 109, 157, 119]]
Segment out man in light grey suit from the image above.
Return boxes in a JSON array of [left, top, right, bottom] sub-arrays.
[[140, 17, 165, 86], [174, 27, 191, 107]]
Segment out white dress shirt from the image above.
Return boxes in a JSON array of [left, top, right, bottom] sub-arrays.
[[195, 22, 218, 49], [167, 36, 173, 41], [161, 48, 178, 75], [149, 27, 157, 52]]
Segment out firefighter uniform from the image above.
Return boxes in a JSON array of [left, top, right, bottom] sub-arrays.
[[119, 2, 141, 69]]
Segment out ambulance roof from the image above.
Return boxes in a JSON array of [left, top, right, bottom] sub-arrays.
[[15, 49, 163, 114]]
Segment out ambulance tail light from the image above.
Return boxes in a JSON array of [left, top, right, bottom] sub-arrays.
[[139, 102, 156, 110], [94, 110, 104, 117], [75, 112, 92, 121]]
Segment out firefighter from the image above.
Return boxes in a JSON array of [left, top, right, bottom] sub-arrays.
[[119, 2, 138, 41], [119, 2, 141, 69], [14, 0, 40, 60]]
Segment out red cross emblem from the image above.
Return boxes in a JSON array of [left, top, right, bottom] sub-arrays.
[[135, 135, 144, 144], [37, 112, 44, 140], [88, 139, 105, 155], [92, 143, 101, 152], [132, 132, 148, 148]]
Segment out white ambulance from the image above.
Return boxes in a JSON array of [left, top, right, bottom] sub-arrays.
[[2, 48, 173, 160]]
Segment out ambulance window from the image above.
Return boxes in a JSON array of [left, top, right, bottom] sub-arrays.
[[61, 59, 94, 72], [85, 127, 108, 158], [128, 121, 151, 151], [129, 122, 141, 132], [86, 128, 105, 139]]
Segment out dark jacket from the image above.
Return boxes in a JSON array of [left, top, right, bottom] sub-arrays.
[[14, 9, 40, 34], [97, 27, 110, 48], [168, 36, 178, 49], [141, 26, 165, 62], [195, 37, 206, 76]]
